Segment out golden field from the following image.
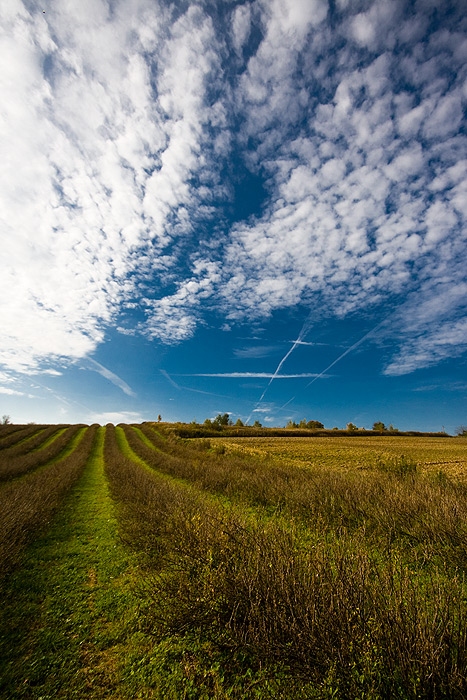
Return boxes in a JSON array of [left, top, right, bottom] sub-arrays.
[[211, 435, 467, 480]]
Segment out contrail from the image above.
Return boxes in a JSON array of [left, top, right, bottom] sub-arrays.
[[246, 312, 314, 423], [86, 358, 136, 397], [160, 369, 181, 390], [160, 369, 238, 399], [280, 320, 386, 410]]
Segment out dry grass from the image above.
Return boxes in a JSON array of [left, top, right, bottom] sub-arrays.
[[124, 425, 467, 570], [212, 435, 467, 479], [103, 423, 467, 698]]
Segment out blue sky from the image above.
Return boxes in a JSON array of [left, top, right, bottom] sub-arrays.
[[1, 0, 466, 432]]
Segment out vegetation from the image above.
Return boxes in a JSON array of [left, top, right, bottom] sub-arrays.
[[0, 424, 96, 577], [165, 420, 449, 439], [1, 421, 467, 698], [0, 424, 85, 482]]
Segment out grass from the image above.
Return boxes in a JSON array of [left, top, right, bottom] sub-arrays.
[[0, 425, 97, 575], [108, 425, 467, 697], [2, 423, 467, 698], [0, 425, 86, 482], [211, 435, 467, 479], [0, 425, 68, 457], [0, 427, 144, 699]]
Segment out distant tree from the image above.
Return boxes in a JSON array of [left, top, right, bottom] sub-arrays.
[[286, 420, 298, 429], [2, 415, 11, 425], [346, 422, 357, 432], [388, 423, 397, 432], [307, 420, 324, 430], [235, 418, 244, 427], [212, 413, 231, 429], [455, 425, 467, 436], [373, 421, 386, 431], [204, 418, 213, 428], [157, 414, 161, 422], [299, 419, 308, 429], [253, 420, 262, 428]]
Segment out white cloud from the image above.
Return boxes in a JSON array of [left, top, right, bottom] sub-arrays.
[[0, 0, 226, 370], [231, 3, 252, 54], [0, 386, 26, 396], [87, 410, 145, 425], [1, 0, 466, 382], [383, 280, 467, 375]]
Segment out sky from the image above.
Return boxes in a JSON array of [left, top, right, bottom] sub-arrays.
[[1, 0, 466, 432]]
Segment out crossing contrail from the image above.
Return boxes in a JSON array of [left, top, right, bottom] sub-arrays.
[[280, 320, 386, 410], [245, 312, 315, 423]]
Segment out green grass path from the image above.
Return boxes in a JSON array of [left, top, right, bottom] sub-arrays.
[[0, 427, 148, 699]]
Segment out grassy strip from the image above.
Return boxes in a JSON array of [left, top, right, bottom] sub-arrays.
[[35, 425, 68, 449], [0, 426, 144, 699], [0, 425, 86, 483], [0, 425, 96, 577], [131, 426, 163, 451], [130, 424, 467, 570]]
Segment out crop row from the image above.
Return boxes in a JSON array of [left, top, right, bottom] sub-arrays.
[[0, 424, 51, 451], [0, 424, 71, 458], [0, 423, 44, 447], [0, 425, 86, 482], [0, 425, 97, 577], [107, 424, 467, 698], [123, 424, 467, 571]]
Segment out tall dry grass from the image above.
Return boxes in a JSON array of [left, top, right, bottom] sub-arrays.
[[127, 424, 467, 570], [106, 424, 467, 698]]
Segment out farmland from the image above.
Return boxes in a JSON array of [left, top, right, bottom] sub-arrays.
[[1, 423, 467, 698], [210, 435, 467, 480]]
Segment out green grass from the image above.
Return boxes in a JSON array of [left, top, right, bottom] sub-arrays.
[[47, 425, 88, 465], [0, 427, 148, 699], [31, 426, 68, 451]]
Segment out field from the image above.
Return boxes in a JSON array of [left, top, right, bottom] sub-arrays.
[[211, 435, 467, 479], [1, 423, 467, 699]]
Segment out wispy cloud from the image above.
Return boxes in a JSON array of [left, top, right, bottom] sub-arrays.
[[178, 372, 331, 379], [0, 386, 29, 397], [160, 369, 234, 398], [413, 382, 467, 393], [84, 359, 135, 397], [233, 345, 284, 359], [160, 369, 181, 390]]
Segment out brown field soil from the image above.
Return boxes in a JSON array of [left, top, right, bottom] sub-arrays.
[[210, 435, 467, 479]]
